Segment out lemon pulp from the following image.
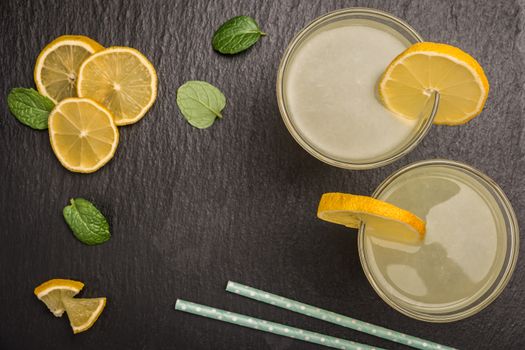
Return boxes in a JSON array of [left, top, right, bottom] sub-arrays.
[[77, 47, 157, 125], [379, 42, 489, 125], [48, 98, 119, 173], [34, 35, 104, 103]]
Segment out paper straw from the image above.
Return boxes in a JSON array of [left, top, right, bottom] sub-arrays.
[[176, 299, 384, 350], [226, 282, 455, 350]]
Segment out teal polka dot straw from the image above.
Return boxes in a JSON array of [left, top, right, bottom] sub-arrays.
[[226, 281, 455, 350], [175, 299, 383, 350]]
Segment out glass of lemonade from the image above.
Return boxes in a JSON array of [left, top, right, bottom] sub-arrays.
[[277, 8, 439, 169], [358, 159, 519, 322]]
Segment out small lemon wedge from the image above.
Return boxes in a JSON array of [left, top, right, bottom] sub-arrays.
[[379, 42, 489, 125], [34, 35, 104, 103], [77, 47, 158, 126], [34, 279, 85, 317], [63, 297, 107, 334], [48, 97, 119, 173], [34, 279, 106, 334], [317, 192, 426, 243]]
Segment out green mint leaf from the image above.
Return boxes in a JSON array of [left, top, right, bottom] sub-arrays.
[[63, 198, 111, 245], [176, 80, 226, 129], [212, 15, 266, 54], [7, 88, 55, 130]]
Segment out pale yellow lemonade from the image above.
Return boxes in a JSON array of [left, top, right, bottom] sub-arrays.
[[361, 163, 509, 316], [283, 21, 419, 162]]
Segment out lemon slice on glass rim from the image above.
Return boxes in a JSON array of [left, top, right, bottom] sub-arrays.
[[34, 35, 104, 104], [379, 42, 489, 125], [317, 192, 426, 244]]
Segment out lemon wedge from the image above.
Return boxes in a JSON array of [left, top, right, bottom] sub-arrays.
[[317, 192, 426, 243], [35, 279, 107, 334], [34, 279, 85, 317], [63, 297, 107, 334], [379, 42, 489, 125], [48, 97, 119, 173], [34, 35, 104, 104], [77, 47, 158, 125]]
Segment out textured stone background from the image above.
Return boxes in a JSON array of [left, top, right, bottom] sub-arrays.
[[0, 0, 523, 349]]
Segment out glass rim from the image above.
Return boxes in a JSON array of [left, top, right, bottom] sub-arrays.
[[357, 159, 520, 322], [276, 7, 439, 170]]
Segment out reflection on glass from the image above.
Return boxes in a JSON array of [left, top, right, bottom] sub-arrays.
[[363, 165, 507, 313]]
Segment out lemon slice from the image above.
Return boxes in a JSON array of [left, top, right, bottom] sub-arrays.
[[34, 35, 104, 104], [63, 297, 107, 334], [77, 47, 158, 126], [379, 42, 489, 125], [317, 192, 426, 243], [34, 279, 85, 317], [48, 98, 119, 173]]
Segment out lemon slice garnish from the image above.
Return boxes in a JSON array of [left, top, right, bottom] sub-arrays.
[[34, 35, 104, 104], [34, 279, 85, 317], [379, 42, 489, 125], [48, 97, 119, 173], [77, 47, 158, 126], [317, 192, 426, 243], [63, 297, 107, 334]]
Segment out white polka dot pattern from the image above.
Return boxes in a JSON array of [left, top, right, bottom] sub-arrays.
[[175, 299, 378, 350], [225, 282, 456, 350]]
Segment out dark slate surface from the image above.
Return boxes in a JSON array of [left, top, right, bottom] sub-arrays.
[[0, 0, 523, 349]]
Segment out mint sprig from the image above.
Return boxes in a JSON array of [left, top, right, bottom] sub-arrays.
[[7, 88, 54, 130], [212, 16, 266, 54], [63, 198, 111, 245]]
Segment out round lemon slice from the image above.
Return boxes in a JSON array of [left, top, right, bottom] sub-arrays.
[[34, 35, 104, 104], [34, 279, 85, 317], [77, 47, 158, 126], [379, 42, 489, 125], [317, 192, 426, 243], [63, 297, 107, 334], [48, 98, 119, 173]]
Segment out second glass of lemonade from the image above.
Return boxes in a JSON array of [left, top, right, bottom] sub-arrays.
[[277, 8, 438, 169], [359, 160, 519, 322]]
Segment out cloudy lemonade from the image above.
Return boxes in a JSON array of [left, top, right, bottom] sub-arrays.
[[281, 19, 423, 164], [359, 161, 517, 321]]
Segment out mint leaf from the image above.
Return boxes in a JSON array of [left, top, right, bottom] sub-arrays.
[[63, 198, 110, 245], [176, 81, 226, 129], [7, 88, 55, 130], [212, 16, 266, 54]]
